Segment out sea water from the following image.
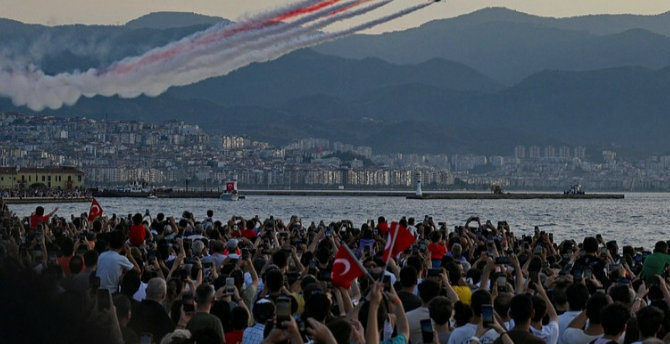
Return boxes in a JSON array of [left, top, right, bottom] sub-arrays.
[[7, 193, 670, 249]]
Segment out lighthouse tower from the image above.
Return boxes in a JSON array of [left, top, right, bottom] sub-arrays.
[[415, 173, 423, 196]]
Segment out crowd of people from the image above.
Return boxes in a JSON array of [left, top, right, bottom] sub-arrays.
[[1, 200, 670, 344], [0, 187, 90, 199]]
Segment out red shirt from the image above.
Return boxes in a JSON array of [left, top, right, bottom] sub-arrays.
[[129, 224, 146, 246], [58, 256, 73, 275], [241, 228, 257, 240], [30, 215, 49, 229], [428, 243, 447, 260], [225, 330, 244, 344], [377, 222, 389, 236]]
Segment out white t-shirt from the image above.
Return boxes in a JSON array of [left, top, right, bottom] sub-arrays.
[[133, 282, 147, 302], [96, 250, 134, 292], [447, 323, 498, 344], [530, 320, 559, 344], [561, 328, 602, 344], [558, 311, 581, 344], [407, 307, 430, 344]]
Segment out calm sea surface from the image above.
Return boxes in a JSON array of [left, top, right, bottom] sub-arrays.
[[7, 193, 670, 249]]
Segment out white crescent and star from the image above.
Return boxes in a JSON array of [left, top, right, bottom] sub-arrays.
[[333, 258, 351, 276], [91, 205, 100, 214]]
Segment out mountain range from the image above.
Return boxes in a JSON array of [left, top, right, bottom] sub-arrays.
[[1, 9, 670, 157]]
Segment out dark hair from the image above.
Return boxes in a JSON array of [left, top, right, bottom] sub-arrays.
[[405, 256, 423, 275], [306, 293, 332, 322], [585, 292, 609, 324], [552, 286, 568, 306], [120, 270, 141, 297], [35, 206, 45, 216], [399, 266, 418, 288], [194, 283, 215, 306], [609, 284, 632, 304], [654, 241, 668, 254], [428, 296, 453, 326], [132, 213, 143, 225], [601, 303, 630, 336], [265, 269, 284, 292], [108, 230, 125, 250], [453, 301, 473, 327], [60, 238, 74, 256], [444, 262, 461, 285], [566, 283, 590, 311], [471, 289, 492, 317], [231, 306, 250, 331], [272, 250, 288, 269], [417, 279, 441, 304], [113, 294, 132, 322], [430, 230, 442, 243], [207, 210, 214, 217], [531, 295, 546, 322], [637, 306, 665, 338], [210, 300, 231, 331], [583, 237, 599, 253], [327, 317, 353, 344], [68, 255, 83, 274], [510, 294, 534, 323], [191, 328, 220, 344], [316, 247, 331, 265], [83, 250, 98, 268]]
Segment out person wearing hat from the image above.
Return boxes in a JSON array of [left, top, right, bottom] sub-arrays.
[[243, 298, 275, 344]]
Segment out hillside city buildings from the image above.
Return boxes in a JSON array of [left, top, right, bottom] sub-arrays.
[[0, 112, 668, 191]]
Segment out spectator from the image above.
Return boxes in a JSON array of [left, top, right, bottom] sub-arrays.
[[114, 294, 140, 344], [407, 279, 441, 344], [243, 298, 275, 344], [640, 242, 670, 281], [97, 230, 141, 292], [599, 303, 631, 344], [186, 283, 225, 344], [398, 266, 422, 312], [128, 277, 174, 342], [428, 296, 453, 344], [630, 306, 665, 344], [562, 291, 610, 344], [493, 294, 545, 344], [558, 283, 590, 344]]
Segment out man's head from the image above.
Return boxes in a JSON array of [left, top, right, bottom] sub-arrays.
[[132, 213, 143, 226], [306, 293, 331, 322], [195, 283, 216, 309], [35, 206, 45, 216], [451, 244, 463, 258], [601, 303, 630, 337], [207, 210, 214, 218], [583, 237, 599, 254], [471, 289, 492, 317], [327, 317, 353, 344], [359, 299, 388, 333], [192, 240, 205, 257], [145, 277, 167, 303], [265, 269, 284, 293], [108, 230, 125, 250], [609, 284, 632, 306], [399, 266, 418, 288], [428, 296, 453, 326], [272, 250, 288, 269], [83, 249, 98, 269], [566, 283, 590, 311], [113, 294, 132, 325], [253, 299, 275, 324], [654, 241, 668, 254], [509, 294, 534, 324], [530, 295, 546, 322], [453, 301, 473, 327], [68, 255, 83, 275], [585, 292, 610, 324], [494, 293, 513, 320], [417, 280, 441, 305], [637, 306, 665, 338]]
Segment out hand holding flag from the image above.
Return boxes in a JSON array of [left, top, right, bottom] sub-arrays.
[[88, 198, 103, 222]]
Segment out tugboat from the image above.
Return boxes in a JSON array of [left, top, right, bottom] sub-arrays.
[[221, 175, 245, 201]]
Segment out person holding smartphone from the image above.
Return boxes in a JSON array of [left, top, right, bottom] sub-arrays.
[[185, 283, 225, 344], [528, 277, 560, 344]]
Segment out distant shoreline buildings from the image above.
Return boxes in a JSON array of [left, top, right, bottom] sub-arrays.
[[0, 112, 667, 191]]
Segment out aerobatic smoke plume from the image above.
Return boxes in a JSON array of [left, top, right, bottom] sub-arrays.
[[0, 0, 432, 111]]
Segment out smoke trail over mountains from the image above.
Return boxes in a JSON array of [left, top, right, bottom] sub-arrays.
[[0, 0, 432, 111]]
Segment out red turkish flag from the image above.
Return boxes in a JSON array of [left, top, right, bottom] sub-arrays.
[[225, 182, 235, 192], [88, 198, 103, 222], [331, 244, 367, 289], [382, 222, 415, 262]]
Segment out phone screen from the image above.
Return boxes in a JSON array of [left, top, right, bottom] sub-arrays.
[[383, 275, 391, 292], [482, 304, 494, 327], [420, 319, 434, 343], [497, 276, 507, 289], [529, 271, 539, 286], [140, 333, 152, 344], [584, 269, 592, 279], [276, 296, 292, 325], [226, 277, 235, 294]]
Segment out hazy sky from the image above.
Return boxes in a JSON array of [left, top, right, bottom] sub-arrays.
[[2, 0, 670, 33]]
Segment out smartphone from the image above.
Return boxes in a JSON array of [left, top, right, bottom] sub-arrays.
[[276, 295, 292, 327], [573, 269, 583, 281], [97, 288, 111, 311], [309, 259, 316, 269], [608, 263, 621, 272], [482, 304, 494, 327], [383, 275, 391, 292], [140, 333, 152, 344], [226, 277, 235, 294], [584, 268, 592, 279], [242, 248, 250, 260], [495, 256, 510, 265], [529, 270, 539, 286], [317, 270, 331, 282], [364, 245, 371, 257], [497, 275, 507, 290], [427, 268, 441, 281], [420, 319, 434, 344], [619, 278, 631, 285]]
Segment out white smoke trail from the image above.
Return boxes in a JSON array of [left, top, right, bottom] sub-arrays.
[[101, 0, 392, 99], [0, 1, 431, 111]]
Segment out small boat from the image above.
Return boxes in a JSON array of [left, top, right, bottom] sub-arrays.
[[221, 174, 244, 201]]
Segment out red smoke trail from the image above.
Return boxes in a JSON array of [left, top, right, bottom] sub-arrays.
[[109, 0, 347, 75]]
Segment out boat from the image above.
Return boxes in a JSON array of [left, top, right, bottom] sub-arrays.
[[147, 191, 158, 199], [121, 181, 150, 193], [221, 175, 245, 201], [564, 183, 585, 195]]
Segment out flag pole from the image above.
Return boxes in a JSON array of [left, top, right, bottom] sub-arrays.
[[342, 242, 375, 282], [381, 222, 400, 281]]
